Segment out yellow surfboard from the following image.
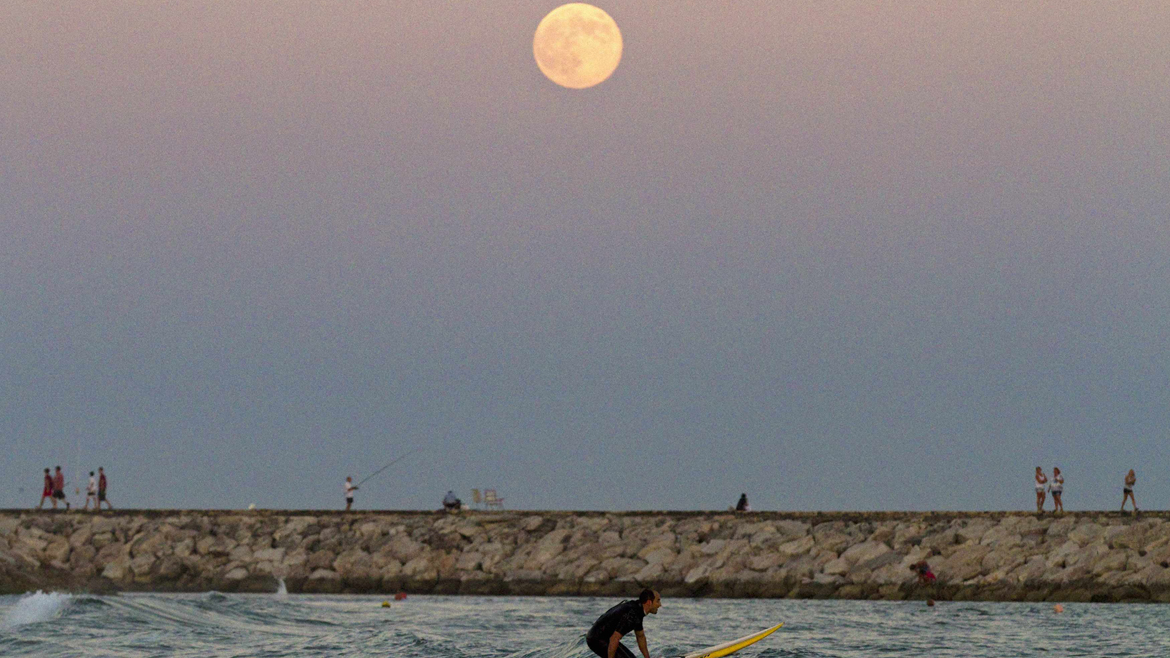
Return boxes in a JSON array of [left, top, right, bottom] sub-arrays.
[[681, 623, 784, 658]]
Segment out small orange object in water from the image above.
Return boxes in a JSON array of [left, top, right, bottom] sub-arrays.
[[1054, 604, 1064, 613], [926, 599, 935, 607], [394, 592, 407, 601]]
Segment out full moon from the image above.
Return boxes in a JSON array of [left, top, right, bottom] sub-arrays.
[[533, 3, 622, 89]]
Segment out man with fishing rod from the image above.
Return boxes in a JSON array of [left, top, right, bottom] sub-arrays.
[[344, 450, 421, 511]]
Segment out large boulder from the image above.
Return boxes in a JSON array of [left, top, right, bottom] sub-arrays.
[[955, 520, 994, 545], [935, 544, 991, 582], [839, 541, 891, 567], [1068, 523, 1104, 546], [523, 529, 571, 570], [777, 536, 815, 559]]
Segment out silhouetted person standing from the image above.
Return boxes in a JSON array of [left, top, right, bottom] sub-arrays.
[[97, 467, 113, 510], [38, 468, 52, 509], [735, 493, 750, 512]]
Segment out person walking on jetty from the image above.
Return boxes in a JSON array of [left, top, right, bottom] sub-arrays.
[[1033, 467, 1047, 513], [37, 468, 53, 509], [1050, 467, 1064, 513], [345, 476, 358, 511], [52, 466, 69, 511], [97, 467, 113, 510], [1122, 469, 1138, 512], [586, 589, 662, 658], [84, 471, 98, 511]]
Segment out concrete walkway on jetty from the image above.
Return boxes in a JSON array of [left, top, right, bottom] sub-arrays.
[[3, 510, 1169, 602]]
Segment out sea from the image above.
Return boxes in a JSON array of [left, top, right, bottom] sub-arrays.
[[1, 587, 1167, 657]]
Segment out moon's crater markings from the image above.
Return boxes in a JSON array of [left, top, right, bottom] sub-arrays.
[[534, 3, 622, 89]]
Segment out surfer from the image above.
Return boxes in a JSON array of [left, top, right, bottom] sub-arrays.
[[586, 589, 661, 658]]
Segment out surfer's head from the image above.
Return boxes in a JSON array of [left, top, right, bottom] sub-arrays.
[[639, 588, 661, 614]]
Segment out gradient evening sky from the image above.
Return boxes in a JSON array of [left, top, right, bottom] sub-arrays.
[[1, 2, 1167, 512]]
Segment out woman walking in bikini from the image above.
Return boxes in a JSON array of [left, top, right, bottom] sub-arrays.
[[1121, 469, 1138, 513], [1034, 467, 1048, 513]]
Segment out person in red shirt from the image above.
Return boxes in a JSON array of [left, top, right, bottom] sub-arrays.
[[98, 467, 113, 510], [37, 468, 53, 509], [911, 560, 936, 585], [52, 465, 69, 511]]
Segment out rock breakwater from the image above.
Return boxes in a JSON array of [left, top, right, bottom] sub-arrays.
[[2, 510, 1169, 602]]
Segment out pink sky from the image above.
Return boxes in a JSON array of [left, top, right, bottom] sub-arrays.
[[1, 2, 1167, 511]]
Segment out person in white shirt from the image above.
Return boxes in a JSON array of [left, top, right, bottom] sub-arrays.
[[84, 472, 98, 511], [1049, 467, 1064, 513], [345, 476, 358, 511], [1033, 467, 1048, 513]]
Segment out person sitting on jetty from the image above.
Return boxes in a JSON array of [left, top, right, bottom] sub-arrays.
[[344, 476, 358, 511], [910, 560, 936, 585], [1122, 469, 1138, 512], [38, 468, 53, 510], [442, 490, 462, 511], [1033, 467, 1047, 513], [735, 493, 750, 512], [586, 589, 662, 658], [1050, 467, 1064, 513]]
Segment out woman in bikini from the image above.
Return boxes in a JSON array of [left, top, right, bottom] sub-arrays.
[[1122, 469, 1138, 512], [1034, 467, 1048, 513]]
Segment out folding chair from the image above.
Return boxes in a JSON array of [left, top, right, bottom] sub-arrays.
[[483, 489, 505, 509]]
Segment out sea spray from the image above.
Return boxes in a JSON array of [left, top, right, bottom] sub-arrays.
[[1, 591, 72, 629], [275, 578, 288, 596]]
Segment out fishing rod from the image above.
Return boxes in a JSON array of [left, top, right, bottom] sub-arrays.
[[356, 449, 423, 487]]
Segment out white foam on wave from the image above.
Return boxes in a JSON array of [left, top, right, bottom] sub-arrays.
[[275, 578, 288, 596], [1, 591, 73, 629]]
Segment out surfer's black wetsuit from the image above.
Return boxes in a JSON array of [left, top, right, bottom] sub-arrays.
[[586, 600, 644, 658]]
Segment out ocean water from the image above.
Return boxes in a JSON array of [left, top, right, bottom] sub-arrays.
[[1, 590, 1167, 657]]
